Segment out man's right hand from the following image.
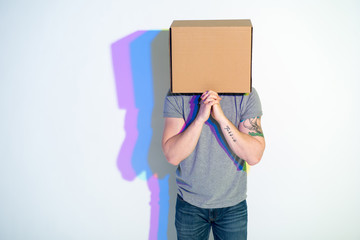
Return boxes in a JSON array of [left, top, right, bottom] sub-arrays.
[[195, 91, 221, 124], [196, 100, 212, 123]]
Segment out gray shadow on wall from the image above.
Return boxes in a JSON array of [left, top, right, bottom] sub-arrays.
[[149, 31, 214, 240], [150, 31, 215, 240], [148, 30, 177, 239], [149, 31, 216, 240]]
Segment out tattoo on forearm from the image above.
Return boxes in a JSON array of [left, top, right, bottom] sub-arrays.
[[224, 125, 237, 142], [244, 117, 264, 137]]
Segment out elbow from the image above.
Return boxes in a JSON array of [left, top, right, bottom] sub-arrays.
[[166, 156, 180, 166], [244, 146, 265, 166], [247, 156, 262, 166], [236, 152, 262, 166], [162, 145, 180, 166], [250, 141, 266, 166], [164, 152, 181, 166]]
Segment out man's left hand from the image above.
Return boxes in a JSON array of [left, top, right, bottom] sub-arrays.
[[211, 102, 226, 123]]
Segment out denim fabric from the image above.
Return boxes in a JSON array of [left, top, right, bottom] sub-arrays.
[[175, 195, 248, 240]]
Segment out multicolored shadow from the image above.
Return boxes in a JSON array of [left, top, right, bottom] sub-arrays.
[[111, 30, 169, 240]]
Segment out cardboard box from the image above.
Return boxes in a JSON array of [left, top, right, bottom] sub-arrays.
[[170, 19, 253, 93]]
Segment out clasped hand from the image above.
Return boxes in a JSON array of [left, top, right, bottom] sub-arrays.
[[196, 90, 225, 123]]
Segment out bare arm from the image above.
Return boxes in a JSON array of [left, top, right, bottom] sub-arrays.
[[161, 92, 220, 165], [218, 116, 265, 165], [161, 117, 204, 165], [208, 91, 265, 166]]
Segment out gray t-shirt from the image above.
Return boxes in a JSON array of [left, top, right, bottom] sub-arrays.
[[163, 88, 263, 208]]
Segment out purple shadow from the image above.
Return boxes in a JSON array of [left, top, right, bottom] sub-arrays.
[[111, 31, 146, 181], [147, 174, 160, 240]]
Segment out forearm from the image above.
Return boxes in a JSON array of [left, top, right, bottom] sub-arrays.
[[162, 118, 204, 165], [218, 118, 265, 166]]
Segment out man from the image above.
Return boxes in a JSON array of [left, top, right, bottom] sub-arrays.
[[162, 88, 265, 240]]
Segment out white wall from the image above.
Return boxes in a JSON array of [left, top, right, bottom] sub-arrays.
[[1, 0, 359, 239]]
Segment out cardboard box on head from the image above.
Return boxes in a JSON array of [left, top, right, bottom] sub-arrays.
[[170, 19, 253, 94]]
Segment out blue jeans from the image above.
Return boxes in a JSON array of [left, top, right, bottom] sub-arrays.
[[175, 195, 247, 240]]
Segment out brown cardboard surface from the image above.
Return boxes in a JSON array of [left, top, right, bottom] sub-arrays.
[[170, 19, 252, 93]]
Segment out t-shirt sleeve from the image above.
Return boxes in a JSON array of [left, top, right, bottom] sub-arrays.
[[240, 87, 263, 121], [163, 91, 183, 118]]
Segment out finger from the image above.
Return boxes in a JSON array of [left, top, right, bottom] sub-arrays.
[[210, 99, 221, 106], [203, 96, 217, 104], [207, 91, 221, 100], [212, 98, 221, 104], [201, 91, 209, 100], [201, 90, 217, 100], [204, 94, 222, 104]]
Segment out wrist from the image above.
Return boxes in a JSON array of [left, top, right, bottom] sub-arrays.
[[194, 116, 207, 126], [217, 116, 230, 127], [211, 103, 226, 121]]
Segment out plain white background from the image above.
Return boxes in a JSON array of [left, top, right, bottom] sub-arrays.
[[1, 0, 359, 239]]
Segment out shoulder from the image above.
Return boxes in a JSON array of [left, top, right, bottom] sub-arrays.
[[242, 87, 261, 104], [164, 90, 200, 105], [163, 90, 199, 118], [239, 87, 263, 120], [244, 87, 260, 100]]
